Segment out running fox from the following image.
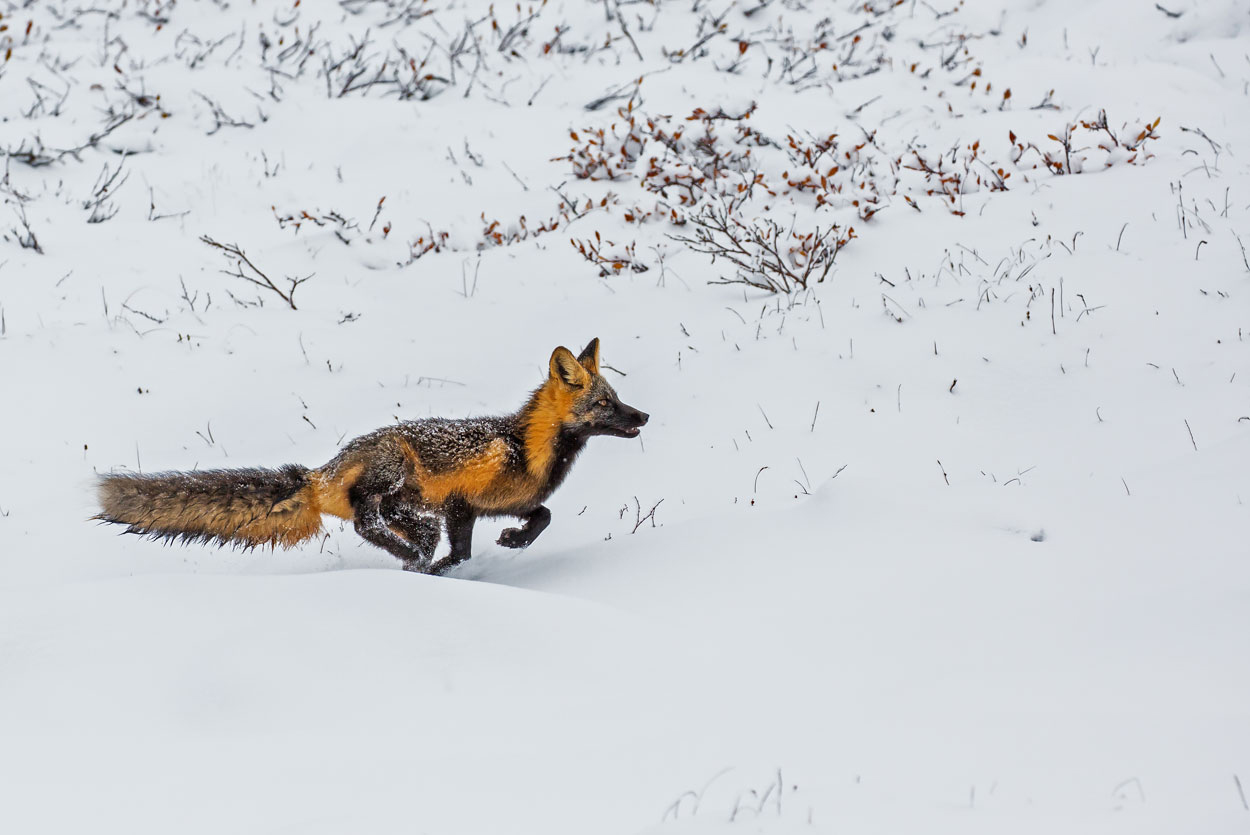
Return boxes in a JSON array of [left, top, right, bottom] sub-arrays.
[[95, 339, 649, 574]]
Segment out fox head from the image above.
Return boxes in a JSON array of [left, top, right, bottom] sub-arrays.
[[547, 338, 649, 439]]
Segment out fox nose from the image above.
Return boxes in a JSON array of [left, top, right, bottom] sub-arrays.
[[620, 403, 649, 426]]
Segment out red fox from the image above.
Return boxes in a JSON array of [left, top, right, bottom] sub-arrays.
[[95, 339, 649, 574]]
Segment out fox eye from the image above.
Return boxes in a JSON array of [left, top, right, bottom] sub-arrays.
[[597, 399, 610, 407]]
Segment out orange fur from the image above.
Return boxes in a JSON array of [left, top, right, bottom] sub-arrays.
[[250, 489, 324, 547], [410, 438, 509, 504], [469, 469, 549, 513], [520, 379, 576, 479], [308, 463, 364, 520]]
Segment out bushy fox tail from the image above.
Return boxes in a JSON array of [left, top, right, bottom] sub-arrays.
[[95, 465, 324, 549]]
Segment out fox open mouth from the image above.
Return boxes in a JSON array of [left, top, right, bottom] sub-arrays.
[[604, 426, 641, 438]]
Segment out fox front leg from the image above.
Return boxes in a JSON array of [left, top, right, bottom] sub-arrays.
[[497, 506, 552, 550]]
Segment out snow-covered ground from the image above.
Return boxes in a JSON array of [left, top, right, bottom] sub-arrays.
[[1, 0, 1248, 832]]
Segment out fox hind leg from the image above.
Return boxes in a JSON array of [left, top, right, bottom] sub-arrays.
[[348, 446, 435, 571], [427, 497, 476, 576], [353, 495, 434, 570], [380, 493, 440, 571]]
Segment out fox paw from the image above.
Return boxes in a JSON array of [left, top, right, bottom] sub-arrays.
[[497, 527, 533, 549], [425, 557, 462, 576]]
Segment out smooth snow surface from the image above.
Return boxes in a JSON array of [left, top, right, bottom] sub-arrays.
[[1, 0, 1248, 832]]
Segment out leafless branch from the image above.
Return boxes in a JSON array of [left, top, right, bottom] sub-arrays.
[[200, 235, 312, 310]]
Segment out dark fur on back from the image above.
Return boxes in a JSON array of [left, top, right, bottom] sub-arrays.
[[95, 465, 320, 549], [399, 416, 520, 474]]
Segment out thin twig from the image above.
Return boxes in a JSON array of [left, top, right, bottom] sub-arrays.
[[200, 235, 311, 310]]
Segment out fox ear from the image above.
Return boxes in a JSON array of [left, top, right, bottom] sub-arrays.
[[576, 338, 601, 374], [550, 346, 590, 388]]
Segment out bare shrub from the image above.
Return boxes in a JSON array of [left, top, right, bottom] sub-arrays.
[[200, 236, 312, 310], [670, 201, 853, 294]]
